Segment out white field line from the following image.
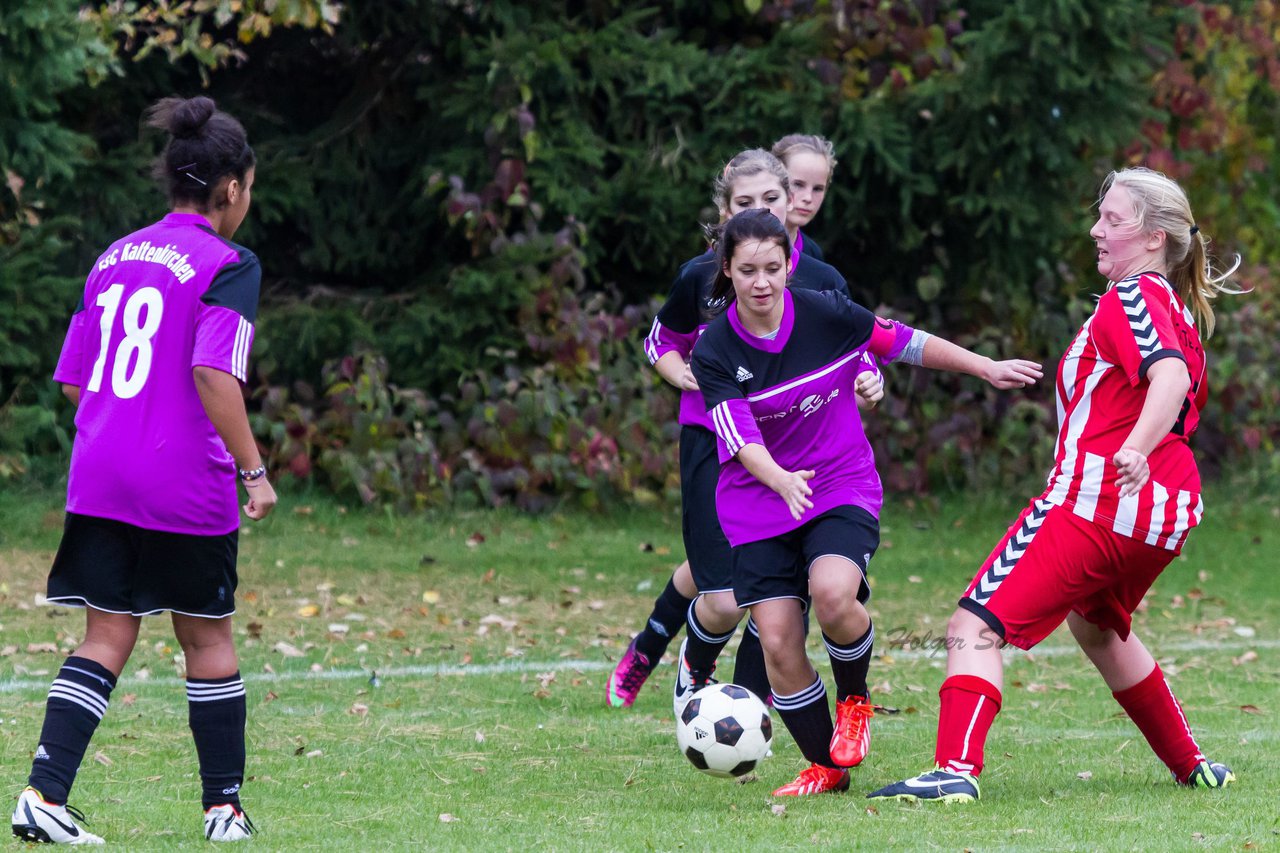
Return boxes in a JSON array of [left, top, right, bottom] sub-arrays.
[[0, 637, 1273, 695]]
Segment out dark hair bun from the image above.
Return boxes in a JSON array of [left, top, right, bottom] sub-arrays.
[[169, 96, 216, 139]]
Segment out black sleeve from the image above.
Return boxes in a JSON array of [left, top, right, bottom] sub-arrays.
[[828, 266, 851, 301], [201, 251, 262, 322], [690, 326, 743, 411], [655, 257, 716, 334]]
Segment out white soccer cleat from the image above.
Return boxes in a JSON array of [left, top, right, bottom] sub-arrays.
[[10, 787, 104, 845], [204, 803, 255, 842]]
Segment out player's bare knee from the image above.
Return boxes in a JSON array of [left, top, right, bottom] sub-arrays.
[[703, 591, 742, 624], [946, 607, 986, 644]]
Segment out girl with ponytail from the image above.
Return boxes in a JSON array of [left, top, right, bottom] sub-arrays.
[[12, 96, 268, 843]]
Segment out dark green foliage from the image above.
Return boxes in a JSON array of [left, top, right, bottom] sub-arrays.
[[4, 1, 1279, 503]]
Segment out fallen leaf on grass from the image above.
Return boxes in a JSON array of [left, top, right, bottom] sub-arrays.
[[771, 804, 786, 817], [907, 576, 922, 584], [1239, 705, 1263, 715], [246, 622, 264, 639], [1, 645, 16, 657], [475, 731, 485, 744], [264, 691, 278, 703], [349, 703, 369, 717], [1076, 771, 1092, 781], [735, 773, 758, 784], [26, 643, 58, 654], [297, 604, 320, 618], [439, 814, 459, 823], [481, 569, 496, 583], [422, 590, 440, 604], [120, 694, 137, 706], [466, 532, 485, 548], [865, 806, 879, 815], [1232, 650, 1258, 666], [1191, 833, 1205, 841], [536, 672, 556, 689], [305, 750, 323, 758], [93, 751, 112, 766], [273, 642, 304, 658]]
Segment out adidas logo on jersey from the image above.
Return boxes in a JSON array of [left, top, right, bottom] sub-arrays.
[[736, 366, 754, 382], [34, 744, 51, 760]]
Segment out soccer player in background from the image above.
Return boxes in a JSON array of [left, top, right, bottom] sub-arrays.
[[868, 167, 1241, 803], [771, 134, 837, 264], [607, 148, 869, 711], [692, 208, 1040, 797], [11, 96, 274, 844]]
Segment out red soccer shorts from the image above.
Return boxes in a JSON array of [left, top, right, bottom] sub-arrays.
[[957, 498, 1176, 650]]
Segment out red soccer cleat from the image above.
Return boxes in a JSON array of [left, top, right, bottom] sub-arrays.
[[771, 763, 850, 797], [829, 695, 875, 767]]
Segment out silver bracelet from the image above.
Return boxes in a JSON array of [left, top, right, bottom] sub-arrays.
[[238, 465, 267, 482]]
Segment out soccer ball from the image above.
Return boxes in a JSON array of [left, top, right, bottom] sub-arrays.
[[676, 683, 773, 778]]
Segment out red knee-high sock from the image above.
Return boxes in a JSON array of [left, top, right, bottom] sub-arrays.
[[934, 674, 1002, 777], [1111, 664, 1204, 781]]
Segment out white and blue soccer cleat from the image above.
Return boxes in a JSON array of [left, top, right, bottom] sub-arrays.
[[866, 767, 981, 803]]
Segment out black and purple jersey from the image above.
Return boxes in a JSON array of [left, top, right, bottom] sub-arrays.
[[797, 230, 824, 263], [54, 212, 261, 535], [691, 288, 914, 546], [644, 249, 850, 431]]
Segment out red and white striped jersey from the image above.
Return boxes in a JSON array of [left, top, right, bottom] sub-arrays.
[[1042, 272, 1207, 552]]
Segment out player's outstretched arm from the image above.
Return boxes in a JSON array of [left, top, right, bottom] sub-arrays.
[[193, 365, 277, 520], [61, 384, 81, 407], [736, 444, 815, 521], [918, 336, 1042, 390]]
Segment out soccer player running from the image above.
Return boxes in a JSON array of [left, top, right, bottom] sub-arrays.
[[868, 167, 1241, 804], [693, 208, 1040, 797], [607, 148, 872, 710], [11, 96, 274, 844]]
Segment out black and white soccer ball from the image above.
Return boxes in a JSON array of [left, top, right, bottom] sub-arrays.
[[675, 683, 773, 778]]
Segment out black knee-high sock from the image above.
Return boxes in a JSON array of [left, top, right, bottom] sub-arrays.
[[634, 577, 693, 662], [732, 617, 771, 701], [824, 622, 874, 701], [27, 656, 117, 805], [683, 599, 735, 677], [187, 673, 247, 809], [772, 674, 837, 768]]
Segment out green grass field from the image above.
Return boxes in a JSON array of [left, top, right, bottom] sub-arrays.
[[1, 484, 1277, 851]]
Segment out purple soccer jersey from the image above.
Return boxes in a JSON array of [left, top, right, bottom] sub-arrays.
[[691, 288, 913, 546], [644, 251, 852, 432], [53, 212, 261, 535]]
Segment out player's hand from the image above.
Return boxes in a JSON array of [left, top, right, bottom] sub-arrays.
[[772, 469, 815, 521], [679, 365, 700, 391], [243, 477, 278, 520], [983, 358, 1043, 390], [1113, 447, 1149, 497], [854, 371, 884, 407]]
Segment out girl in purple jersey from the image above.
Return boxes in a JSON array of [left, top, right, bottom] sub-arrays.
[[692, 209, 1040, 797], [771, 134, 836, 263], [608, 149, 879, 711], [11, 96, 273, 845]]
